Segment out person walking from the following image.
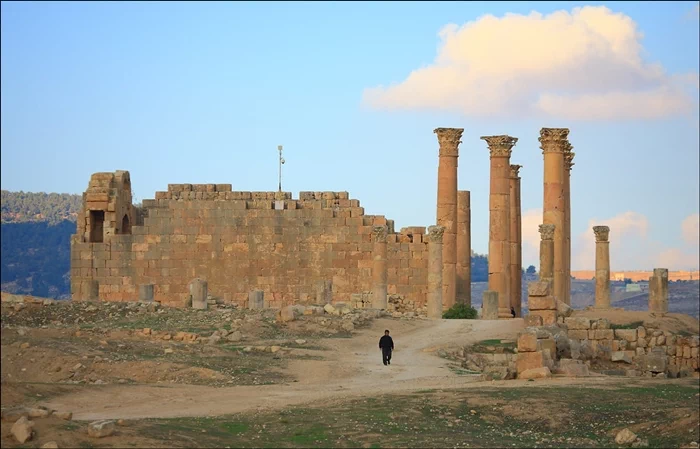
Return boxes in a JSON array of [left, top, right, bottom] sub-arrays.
[[379, 329, 394, 366]]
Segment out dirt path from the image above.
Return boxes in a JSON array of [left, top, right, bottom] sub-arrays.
[[43, 318, 525, 420]]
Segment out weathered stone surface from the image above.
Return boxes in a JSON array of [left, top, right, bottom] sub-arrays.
[[524, 314, 543, 327], [516, 351, 545, 374], [611, 351, 633, 364], [2, 407, 29, 422], [482, 366, 515, 381], [481, 290, 499, 320], [517, 331, 538, 352], [519, 366, 552, 379], [565, 317, 591, 330], [189, 278, 208, 310], [28, 407, 52, 418], [529, 296, 556, 311], [594, 329, 614, 340], [537, 339, 557, 359], [642, 353, 667, 373], [527, 281, 550, 297], [554, 359, 589, 377], [54, 411, 72, 420], [615, 428, 637, 445], [11, 416, 34, 443], [88, 420, 116, 438], [529, 310, 557, 325], [278, 305, 296, 323], [226, 331, 242, 342], [248, 290, 264, 309], [568, 330, 589, 340], [615, 329, 638, 342], [556, 300, 573, 317], [41, 442, 59, 449]]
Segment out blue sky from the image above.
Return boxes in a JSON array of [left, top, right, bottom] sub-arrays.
[[1, 1, 698, 270]]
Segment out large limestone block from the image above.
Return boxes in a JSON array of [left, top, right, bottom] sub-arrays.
[[138, 284, 154, 302], [189, 279, 208, 310], [88, 420, 116, 438], [642, 353, 668, 373], [524, 314, 543, 327], [527, 281, 550, 297], [556, 300, 573, 317], [614, 329, 638, 342], [553, 359, 590, 377], [482, 291, 499, 320], [568, 330, 589, 340], [11, 416, 34, 443], [517, 331, 538, 352], [248, 290, 264, 310], [516, 351, 545, 374], [529, 296, 556, 311], [537, 339, 557, 359], [594, 329, 614, 340], [565, 317, 591, 330], [529, 310, 557, 325], [611, 351, 633, 364], [519, 367, 552, 380]]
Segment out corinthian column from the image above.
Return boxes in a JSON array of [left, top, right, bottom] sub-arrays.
[[456, 190, 471, 306], [593, 225, 611, 309], [372, 226, 388, 309], [563, 145, 575, 306], [427, 225, 445, 319], [481, 135, 518, 319], [434, 128, 463, 311], [509, 165, 523, 317], [539, 128, 569, 305]]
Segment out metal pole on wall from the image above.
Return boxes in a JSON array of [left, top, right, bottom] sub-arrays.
[[278, 145, 285, 192]]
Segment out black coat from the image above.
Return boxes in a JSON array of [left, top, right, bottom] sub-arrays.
[[379, 335, 394, 351]]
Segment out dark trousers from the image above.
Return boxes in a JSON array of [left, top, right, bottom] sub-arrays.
[[382, 348, 392, 365]]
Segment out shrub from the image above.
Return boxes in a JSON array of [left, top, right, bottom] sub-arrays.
[[442, 303, 478, 319]]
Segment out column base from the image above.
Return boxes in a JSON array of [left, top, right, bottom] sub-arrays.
[[498, 308, 513, 319]]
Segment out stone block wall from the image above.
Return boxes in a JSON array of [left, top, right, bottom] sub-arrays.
[[563, 317, 700, 376], [71, 175, 430, 308]]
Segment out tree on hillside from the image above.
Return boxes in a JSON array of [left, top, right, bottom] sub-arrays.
[[526, 265, 536, 275]]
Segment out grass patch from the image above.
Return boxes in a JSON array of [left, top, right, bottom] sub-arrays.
[[611, 320, 644, 329], [468, 339, 517, 354]]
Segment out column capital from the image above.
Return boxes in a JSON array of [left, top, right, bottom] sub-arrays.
[[427, 225, 445, 243], [539, 128, 570, 154], [538, 224, 555, 240], [372, 225, 388, 243], [593, 225, 610, 242], [509, 164, 522, 178], [564, 150, 575, 171], [480, 135, 518, 158], [434, 128, 464, 157], [653, 268, 668, 278]]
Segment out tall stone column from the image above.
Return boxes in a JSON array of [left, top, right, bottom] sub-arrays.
[[372, 225, 388, 310], [509, 165, 523, 317], [539, 224, 555, 284], [563, 145, 575, 306], [481, 135, 518, 319], [593, 226, 611, 309], [427, 225, 445, 319], [649, 268, 669, 313], [539, 128, 570, 304], [456, 190, 472, 306], [434, 128, 463, 311]]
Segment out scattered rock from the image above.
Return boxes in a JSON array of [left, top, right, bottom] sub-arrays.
[[164, 348, 174, 354], [323, 304, 336, 315], [41, 442, 59, 449], [28, 406, 52, 418], [611, 351, 633, 364], [20, 342, 30, 349], [54, 411, 72, 420], [117, 419, 128, 426], [615, 428, 638, 445], [270, 346, 281, 353], [519, 367, 552, 380], [1, 407, 29, 422], [227, 331, 242, 342], [11, 416, 34, 443], [88, 420, 116, 438], [295, 339, 306, 345]]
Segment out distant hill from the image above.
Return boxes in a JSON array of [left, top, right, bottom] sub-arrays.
[[1, 190, 81, 224], [1, 190, 81, 298]]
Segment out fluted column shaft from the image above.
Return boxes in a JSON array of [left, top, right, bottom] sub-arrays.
[[509, 165, 523, 317], [456, 190, 472, 306], [563, 146, 575, 305], [434, 128, 463, 311], [593, 226, 611, 309], [539, 224, 555, 285], [481, 135, 518, 319], [427, 225, 445, 319], [372, 226, 388, 309], [540, 128, 570, 305]]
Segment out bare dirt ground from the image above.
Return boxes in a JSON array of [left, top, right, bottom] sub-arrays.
[[2, 298, 699, 448]]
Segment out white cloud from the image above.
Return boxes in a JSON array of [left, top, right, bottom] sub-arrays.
[[571, 211, 699, 271], [521, 208, 543, 268], [681, 213, 699, 246], [363, 6, 698, 120]]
